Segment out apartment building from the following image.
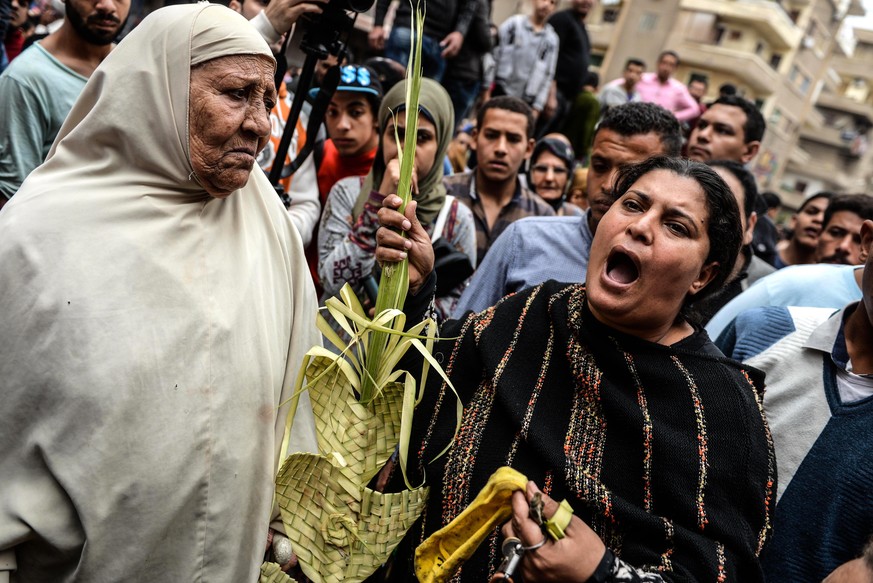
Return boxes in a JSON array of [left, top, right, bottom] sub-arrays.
[[488, 0, 868, 208]]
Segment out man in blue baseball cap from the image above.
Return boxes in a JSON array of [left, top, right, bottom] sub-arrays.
[[315, 64, 384, 201]]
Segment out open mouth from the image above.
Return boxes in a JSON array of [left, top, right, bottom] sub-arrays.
[[606, 249, 640, 285]]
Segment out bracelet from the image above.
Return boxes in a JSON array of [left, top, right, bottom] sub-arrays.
[[544, 499, 574, 540], [584, 548, 616, 583]]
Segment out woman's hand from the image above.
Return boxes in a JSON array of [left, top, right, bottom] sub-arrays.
[[378, 158, 418, 198], [375, 196, 434, 295], [500, 482, 607, 582]]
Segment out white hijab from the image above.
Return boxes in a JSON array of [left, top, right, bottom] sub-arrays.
[[0, 4, 319, 581]]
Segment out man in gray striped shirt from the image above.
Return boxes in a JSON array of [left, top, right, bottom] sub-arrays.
[[488, 0, 559, 120]]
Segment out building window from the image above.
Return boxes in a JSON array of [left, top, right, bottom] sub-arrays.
[[755, 42, 765, 55], [769, 107, 782, 125], [728, 29, 742, 41], [799, 77, 810, 93], [639, 13, 658, 32], [770, 54, 782, 70], [714, 26, 726, 44], [603, 8, 620, 23]]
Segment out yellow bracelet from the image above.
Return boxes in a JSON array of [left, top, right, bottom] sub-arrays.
[[544, 499, 574, 540]]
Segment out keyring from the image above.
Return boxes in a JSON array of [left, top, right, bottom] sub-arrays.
[[522, 537, 547, 552]]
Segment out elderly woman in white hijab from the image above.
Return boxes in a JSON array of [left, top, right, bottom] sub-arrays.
[[0, 4, 319, 581]]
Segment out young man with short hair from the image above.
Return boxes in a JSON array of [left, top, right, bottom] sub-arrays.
[[444, 95, 554, 265], [776, 192, 832, 268], [598, 58, 645, 111], [489, 0, 559, 120], [452, 101, 682, 315], [634, 50, 699, 123], [684, 95, 772, 323], [686, 94, 765, 164], [816, 194, 873, 265], [316, 65, 383, 200]]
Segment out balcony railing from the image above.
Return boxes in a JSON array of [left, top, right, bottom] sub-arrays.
[[679, 0, 803, 50]]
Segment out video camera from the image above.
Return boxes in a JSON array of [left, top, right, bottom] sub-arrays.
[[298, 0, 376, 59], [268, 0, 376, 204]]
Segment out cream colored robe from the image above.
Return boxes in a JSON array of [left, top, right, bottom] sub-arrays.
[[0, 4, 318, 581]]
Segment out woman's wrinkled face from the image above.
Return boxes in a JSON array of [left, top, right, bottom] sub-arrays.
[[586, 169, 717, 337], [382, 113, 438, 187], [189, 54, 276, 198]]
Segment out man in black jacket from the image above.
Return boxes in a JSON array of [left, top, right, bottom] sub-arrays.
[[538, 0, 594, 135]]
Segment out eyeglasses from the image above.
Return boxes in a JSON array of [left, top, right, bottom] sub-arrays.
[[531, 164, 568, 175]]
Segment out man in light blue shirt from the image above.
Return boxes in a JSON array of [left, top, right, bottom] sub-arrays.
[[452, 102, 682, 316]]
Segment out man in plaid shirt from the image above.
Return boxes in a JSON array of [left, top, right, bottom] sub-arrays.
[[444, 96, 554, 266]]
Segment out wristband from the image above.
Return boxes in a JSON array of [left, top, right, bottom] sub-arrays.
[[585, 547, 616, 583]]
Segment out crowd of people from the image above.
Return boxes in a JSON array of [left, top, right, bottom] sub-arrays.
[[1, 0, 873, 581]]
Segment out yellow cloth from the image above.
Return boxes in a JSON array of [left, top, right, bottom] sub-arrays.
[[415, 467, 528, 583], [0, 4, 319, 581]]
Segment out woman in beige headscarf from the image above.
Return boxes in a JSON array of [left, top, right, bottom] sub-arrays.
[[0, 4, 318, 581]]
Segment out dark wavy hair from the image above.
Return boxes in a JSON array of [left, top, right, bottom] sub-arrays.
[[611, 156, 743, 307], [595, 102, 683, 157], [823, 193, 873, 228]]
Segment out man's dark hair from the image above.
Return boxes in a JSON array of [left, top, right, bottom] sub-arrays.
[[625, 58, 646, 69], [708, 160, 757, 219], [719, 83, 738, 97], [798, 191, 834, 213], [658, 50, 680, 65], [583, 71, 600, 89], [822, 193, 873, 228], [477, 95, 535, 139], [612, 156, 743, 306], [761, 191, 781, 210], [711, 95, 766, 144], [595, 102, 682, 157], [689, 77, 708, 89]]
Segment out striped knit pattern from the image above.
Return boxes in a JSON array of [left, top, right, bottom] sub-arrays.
[[394, 281, 776, 582]]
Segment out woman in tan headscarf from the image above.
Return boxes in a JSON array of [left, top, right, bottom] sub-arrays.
[[0, 4, 318, 581], [317, 78, 476, 318]]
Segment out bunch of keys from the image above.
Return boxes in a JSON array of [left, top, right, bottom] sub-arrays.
[[489, 493, 547, 582]]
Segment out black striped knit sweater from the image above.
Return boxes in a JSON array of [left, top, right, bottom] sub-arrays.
[[393, 279, 776, 582]]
